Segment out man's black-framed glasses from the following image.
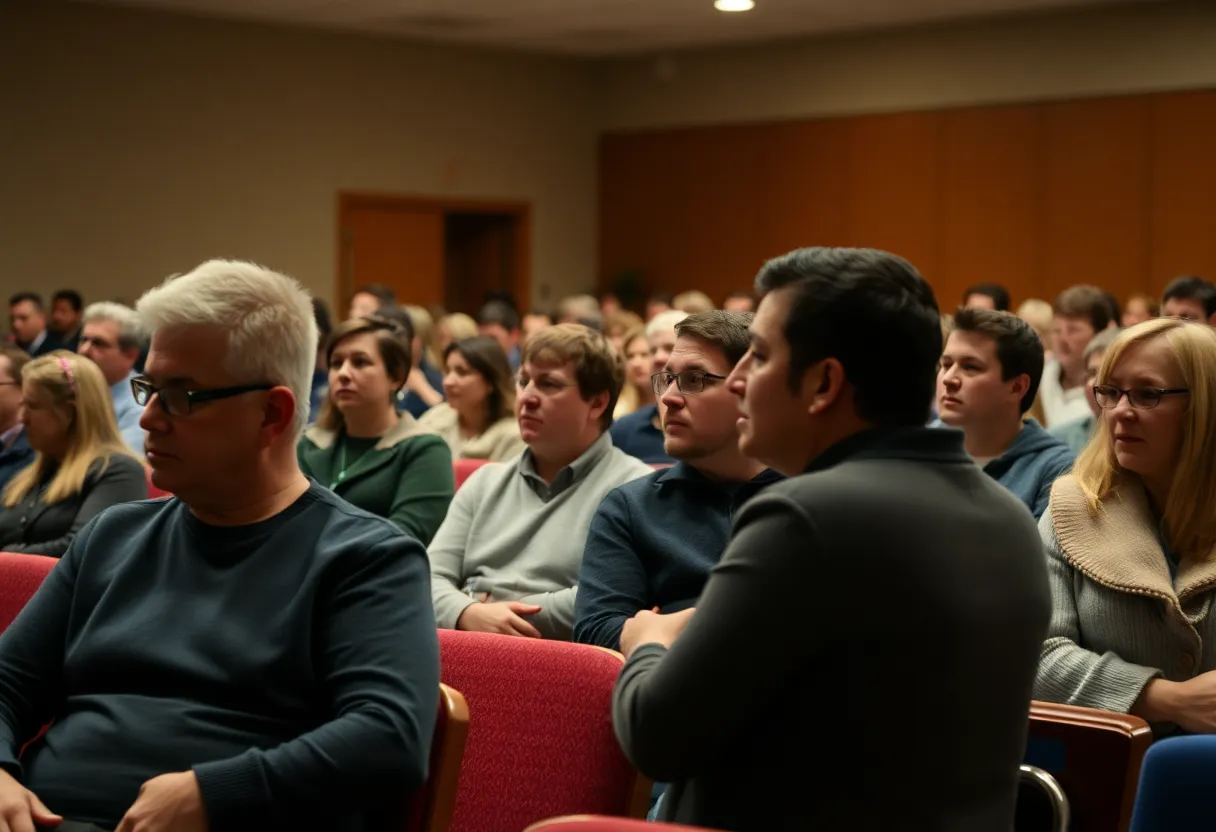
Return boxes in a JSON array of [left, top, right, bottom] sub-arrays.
[[1093, 385, 1190, 410], [130, 376, 274, 416], [650, 370, 728, 398]]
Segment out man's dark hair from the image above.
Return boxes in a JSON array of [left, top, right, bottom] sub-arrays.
[[674, 310, 753, 367], [1163, 275, 1216, 318], [1102, 291, 1121, 328], [755, 247, 942, 428], [962, 283, 1011, 312], [8, 292, 43, 311], [352, 284, 396, 307], [478, 299, 521, 332], [952, 307, 1044, 415], [1053, 285, 1113, 332], [51, 289, 83, 312]]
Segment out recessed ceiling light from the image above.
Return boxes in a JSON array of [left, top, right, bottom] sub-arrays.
[[714, 0, 755, 11]]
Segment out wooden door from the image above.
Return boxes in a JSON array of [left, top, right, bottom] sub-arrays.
[[339, 202, 445, 308]]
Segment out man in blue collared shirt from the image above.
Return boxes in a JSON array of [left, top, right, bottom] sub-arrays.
[[77, 302, 146, 455], [575, 311, 782, 650], [0, 346, 33, 490]]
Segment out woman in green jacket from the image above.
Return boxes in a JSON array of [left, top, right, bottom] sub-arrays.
[[299, 315, 454, 544]]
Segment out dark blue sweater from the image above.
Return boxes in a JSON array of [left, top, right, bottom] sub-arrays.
[[609, 404, 673, 465], [573, 462, 782, 650], [983, 420, 1075, 520], [0, 483, 439, 831]]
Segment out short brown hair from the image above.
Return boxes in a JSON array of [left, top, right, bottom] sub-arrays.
[[522, 323, 623, 430], [1054, 285, 1112, 332], [0, 345, 30, 384], [317, 316, 411, 431], [673, 310, 753, 367], [952, 307, 1044, 414]]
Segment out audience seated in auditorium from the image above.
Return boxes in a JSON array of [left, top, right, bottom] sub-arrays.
[[645, 293, 673, 321], [1161, 274, 1216, 326], [0, 352, 146, 557], [0, 260, 439, 831], [477, 300, 523, 371], [438, 311, 478, 353], [418, 336, 525, 462], [429, 324, 650, 640], [672, 290, 714, 315], [721, 291, 755, 313], [8, 293, 61, 358], [346, 282, 395, 320], [49, 290, 84, 353], [396, 304, 447, 418], [1122, 292, 1159, 328], [963, 282, 1012, 312], [604, 309, 644, 353], [1049, 327, 1120, 453], [612, 326, 654, 421], [0, 346, 33, 491], [522, 308, 552, 344], [612, 247, 1050, 831], [77, 302, 146, 455], [1041, 284, 1112, 427], [936, 308, 1075, 519], [1035, 318, 1216, 736], [556, 294, 605, 332], [299, 315, 454, 544], [309, 297, 332, 418], [610, 309, 687, 464], [574, 311, 780, 651]]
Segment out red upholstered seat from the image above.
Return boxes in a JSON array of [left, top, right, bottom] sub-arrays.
[[0, 552, 58, 632], [453, 459, 490, 490], [525, 816, 723, 832], [438, 630, 650, 832]]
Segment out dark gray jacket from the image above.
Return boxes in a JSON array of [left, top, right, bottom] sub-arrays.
[[613, 427, 1051, 831]]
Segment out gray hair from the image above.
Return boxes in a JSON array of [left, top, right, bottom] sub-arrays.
[[645, 309, 689, 341], [1084, 326, 1122, 361], [83, 301, 145, 352], [136, 260, 318, 439]]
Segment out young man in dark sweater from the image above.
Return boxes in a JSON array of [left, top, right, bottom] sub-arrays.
[[612, 248, 1051, 831], [574, 310, 781, 650], [0, 260, 440, 832]]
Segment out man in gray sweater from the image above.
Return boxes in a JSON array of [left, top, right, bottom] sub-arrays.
[[429, 324, 650, 640], [612, 248, 1052, 831]]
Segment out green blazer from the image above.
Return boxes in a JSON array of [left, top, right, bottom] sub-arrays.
[[298, 414, 455, 545]]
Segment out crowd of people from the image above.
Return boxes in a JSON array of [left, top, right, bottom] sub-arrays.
[[0, 256, 1213, 830]]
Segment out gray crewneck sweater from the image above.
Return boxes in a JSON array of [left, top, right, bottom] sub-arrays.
[[429, 431, 650, 639]]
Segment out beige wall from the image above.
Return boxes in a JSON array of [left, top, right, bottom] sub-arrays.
[[0, 0, 598, 308], [5, 0, 1216, 311], [597, 0, 1216, 131]]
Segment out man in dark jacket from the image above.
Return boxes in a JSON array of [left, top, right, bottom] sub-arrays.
[[938, 306, 1075, 518], [612, 247, 1051, 832]]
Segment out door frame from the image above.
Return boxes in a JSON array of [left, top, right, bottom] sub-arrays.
[[336, 191, 532, 312]]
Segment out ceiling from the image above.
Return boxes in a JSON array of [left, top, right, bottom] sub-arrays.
[[77, 0, 1157, 57]]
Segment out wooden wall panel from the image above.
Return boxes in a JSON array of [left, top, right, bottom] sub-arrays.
[[600, 89, 1216, 309], [1039, 96, 1152, 303], [1149, 90, 1216, 282], [936, 104, 1042, 308], [842, 112, 942, 280]]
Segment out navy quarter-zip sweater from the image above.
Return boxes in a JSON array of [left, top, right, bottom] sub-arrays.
[[573, 462, 782, 650], [0, 483, 439, 831]]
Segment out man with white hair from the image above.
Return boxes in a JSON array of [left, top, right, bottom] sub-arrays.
[[77, 301, 146, 453], [609, 309, 687, 464], [0, 260, 440, 831]]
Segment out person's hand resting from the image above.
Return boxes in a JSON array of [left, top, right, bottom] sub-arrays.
[[115, 771, 207, 832], [0, 767, 62, 832], [456, 601, 543, 638], [620, 607, 695, 659], [1136, 670, 1216, 734]]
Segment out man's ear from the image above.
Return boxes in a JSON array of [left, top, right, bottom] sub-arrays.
[[587, 389, 610, 425], [805, 357, 846, 415], [261, 387, 297, 447], [1010, 373, 1031, 407]]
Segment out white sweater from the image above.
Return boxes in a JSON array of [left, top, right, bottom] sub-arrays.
[[428, 432, 651, 639]]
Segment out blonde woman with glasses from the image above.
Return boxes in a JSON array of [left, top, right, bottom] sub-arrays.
[[0, 351, 146, 556], [1035, 318, 1216, 734]]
